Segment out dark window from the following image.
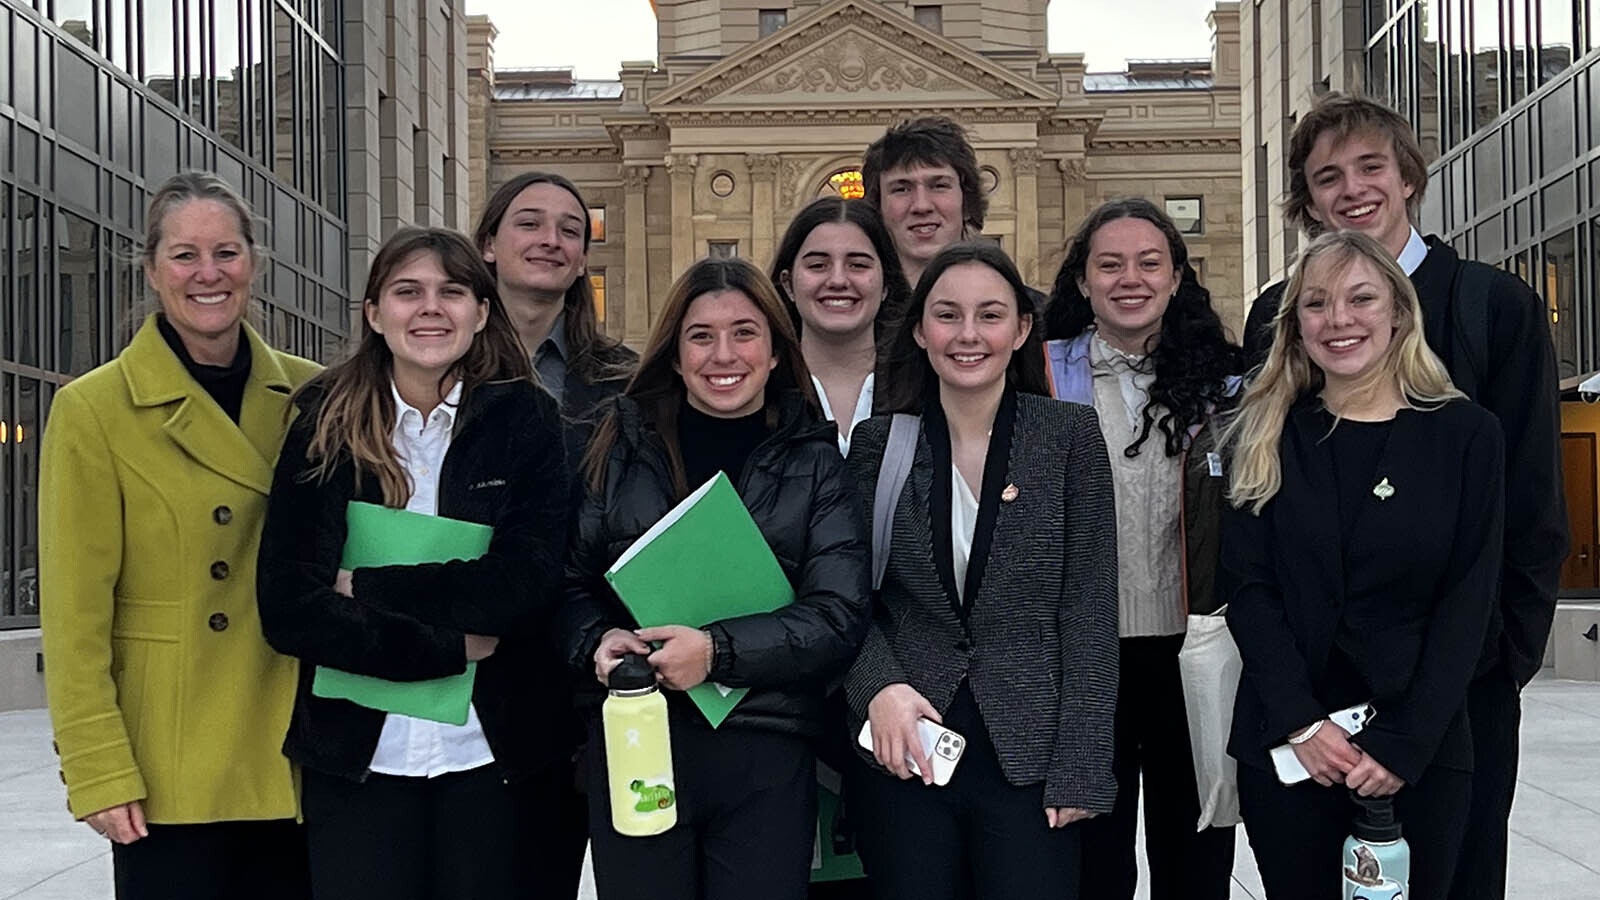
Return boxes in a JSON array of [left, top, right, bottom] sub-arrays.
[[758, 9, 787, 38], [1544, 231, 1578, 379], [1164, 197, 1204, 235], [914, 5, 943, 34], [590, 207, 608, 243], [708, 240, 738, 259]]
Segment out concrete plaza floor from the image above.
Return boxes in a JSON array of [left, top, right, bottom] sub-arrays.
[[3, 674, 1598, 899]]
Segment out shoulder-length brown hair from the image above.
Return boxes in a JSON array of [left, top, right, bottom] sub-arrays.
[[583, 256, 819, 497], [296, 227, 532, 507], [474, 171, 635, 385]]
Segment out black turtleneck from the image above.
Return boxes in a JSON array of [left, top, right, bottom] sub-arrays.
[[677, 399, 769, 491], [156, 315, 252, 424]]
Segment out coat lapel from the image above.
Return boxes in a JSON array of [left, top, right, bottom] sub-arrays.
[[1282, 403, 1346, 608], [121, 317, 280, 496]]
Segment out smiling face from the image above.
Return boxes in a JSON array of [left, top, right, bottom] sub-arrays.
[[675, 289, 779, 418], [1076, 216, 1179, 354], [781, 221, 885, 341], [877, 161, 966, 277], [482, 181, 587, 301], [915, 261, 1032, 395], [366, 250, 489, 389], [1296, 253, 1399, 390], [1303, 129, 1417, 258], [144, 199, 254, 360]]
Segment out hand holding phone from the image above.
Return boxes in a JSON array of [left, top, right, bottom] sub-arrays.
[[858, 718, 967, 787], [1270, 702, 1375, 785]]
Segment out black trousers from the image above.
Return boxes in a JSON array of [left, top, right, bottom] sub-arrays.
[[512, 754, 591, 900], [848, 684, 1083, 900], [110, 818, 309, 900], [1448, 667, 1523, 900], [1080, 634, 1235, 900], [301, 764, 521, 900], [1238, 761, 1470, 900], [586, 716, 817, 900]]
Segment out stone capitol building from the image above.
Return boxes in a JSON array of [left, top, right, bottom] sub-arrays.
[[466, 0, 1250, 343]]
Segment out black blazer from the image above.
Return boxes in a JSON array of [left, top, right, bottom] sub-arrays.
[[843, 393, 1121, 812], [1223, 398, 1505, 784], [257, 378, 573, 782]]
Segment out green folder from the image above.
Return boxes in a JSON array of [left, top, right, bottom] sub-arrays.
[[605, 472, 794, 727], [310, 501, 494, 726]]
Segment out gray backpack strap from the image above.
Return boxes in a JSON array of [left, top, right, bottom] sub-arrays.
[[872, 414, 919, 591]]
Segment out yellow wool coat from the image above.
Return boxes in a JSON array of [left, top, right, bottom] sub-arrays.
[[40, 316, 320, 823]]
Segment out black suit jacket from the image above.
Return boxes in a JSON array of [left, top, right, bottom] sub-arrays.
[[1223, 399, 1505, 784], [1242, 238, 1567, 686], [843, 393, 1120, 812]]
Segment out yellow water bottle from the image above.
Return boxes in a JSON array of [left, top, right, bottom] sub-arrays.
[[603, 653, 677, 836]]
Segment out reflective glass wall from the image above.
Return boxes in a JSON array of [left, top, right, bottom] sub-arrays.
[[0, 0, 350, 628], [1365, 0, 1599, 383]]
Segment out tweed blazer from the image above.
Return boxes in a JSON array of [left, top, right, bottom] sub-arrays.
[[39, 316, 319, 822], [843, 392, 1120, 812]]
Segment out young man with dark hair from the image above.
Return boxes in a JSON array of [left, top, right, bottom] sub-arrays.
[[862, 116, 988, 289], [1242, 92, 1568, 900]]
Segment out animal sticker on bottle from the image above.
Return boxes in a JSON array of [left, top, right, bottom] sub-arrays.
[[1344, 845, 1404, 900], [629, 779, 676, 812]]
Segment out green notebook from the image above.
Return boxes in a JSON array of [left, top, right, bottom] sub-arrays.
[[605, 472, 794, 727], [310, 502, 494, 726]]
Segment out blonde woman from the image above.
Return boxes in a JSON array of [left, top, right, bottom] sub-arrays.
[[1221, 231, 1504, 900]]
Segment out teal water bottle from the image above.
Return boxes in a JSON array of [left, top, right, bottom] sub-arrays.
[[602, 653, 677, 837], [1341, 794, 1409, 899]]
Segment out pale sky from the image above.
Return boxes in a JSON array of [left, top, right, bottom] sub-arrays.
[[468, 0, 1224, 78]]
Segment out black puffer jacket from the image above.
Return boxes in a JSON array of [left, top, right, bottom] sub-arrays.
[[561, 392, 871, 738]]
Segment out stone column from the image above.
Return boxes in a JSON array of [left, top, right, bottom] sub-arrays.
[[746, 153, 781, 266], [1009, 148, 1043, 285], [623, 165, 652, 346], [667, 153, 698, 278], [1058, 156, 1089, 242]]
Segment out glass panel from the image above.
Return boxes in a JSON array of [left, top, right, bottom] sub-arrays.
[[589, 271, 606, 323], [146, 105, 180, 184], [110, 80, 132, 169], [53, 0, 94, 52], [113, 235, 141, 344], [1471, 0, 1500, 130], [15, 193, 40, 367], [0, 189, 10, 358], [1540, 0, 1574, 84], [1544, 171, 1577, 227], [109, 0, 129, 71], [1418, 0, 1441, 161], [1543, 231, 1578, 379], [16, 124, 38, 185], [57, 150, 99, 212], [322, 49, 341, 214], [16, 376, 42, 616], [1369, 31, 1393, 107], [184, 0, 207, 121], [15, 19, 37, 119], [1507, 0, 1531, 105], [59, 212, 101, 376], [1473, 132, 1504, 210], [1510, 111, 1532, 193], [145, 0, 177, 102], [1540, 81, 1574, 174], [58, 50, 99, 151], [216, 0, 244, 151], [272, 4, 296, 185], [1, 372, 12, 618]]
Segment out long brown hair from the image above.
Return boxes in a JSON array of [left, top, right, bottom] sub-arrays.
[[297, 228, 533, 507], [474, 171, 635, 385], [582, 256, 819, 497]]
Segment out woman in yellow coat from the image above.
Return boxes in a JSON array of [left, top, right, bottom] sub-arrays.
[[39, 172, 320, 900]]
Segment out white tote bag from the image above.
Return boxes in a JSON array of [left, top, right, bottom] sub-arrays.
[[1178, 608, 1243, 829]]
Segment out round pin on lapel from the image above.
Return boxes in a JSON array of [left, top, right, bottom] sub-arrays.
[[1372, 477, 1395, 500]]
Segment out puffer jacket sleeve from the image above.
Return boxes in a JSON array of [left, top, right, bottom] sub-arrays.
[[703, 445, 872, 689], [560, 463, 632, 678], [256, 400, 469, 682], [1044, 403, 1120, 812]]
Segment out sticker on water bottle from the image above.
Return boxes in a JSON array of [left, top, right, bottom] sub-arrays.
[[628, 777, 677, 813]]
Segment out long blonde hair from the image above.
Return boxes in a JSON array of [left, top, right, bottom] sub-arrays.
[[1224, 231, 1462, 513]]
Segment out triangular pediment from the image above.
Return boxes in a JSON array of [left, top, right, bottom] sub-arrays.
[[650, 0, 1058, 111]]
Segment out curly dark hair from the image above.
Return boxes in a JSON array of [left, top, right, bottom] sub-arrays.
[[1045, 197, 1244, 458]]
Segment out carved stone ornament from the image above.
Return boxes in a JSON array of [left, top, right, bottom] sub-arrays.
[[1057, 157, 1088, 184], [623, 166, 651, 192], [745, 154, 782, 179], [742, 31, 963, 96], [1008, 147, 1043, 176], [665, 154, 699, 178]]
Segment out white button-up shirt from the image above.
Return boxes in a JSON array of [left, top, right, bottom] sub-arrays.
[[367, 379, 497, 778]]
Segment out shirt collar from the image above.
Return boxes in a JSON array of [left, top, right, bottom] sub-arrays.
[[390, 378, 464, 433], [536, 311, 568, 363], [1397, 227, 1428, 276]]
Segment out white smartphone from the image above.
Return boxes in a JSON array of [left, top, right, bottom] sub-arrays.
[[857, 717, 967, 787], [1270, 701, 1377, 785]]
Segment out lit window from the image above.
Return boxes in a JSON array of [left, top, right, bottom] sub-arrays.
[[759, 9, 788, 38], [1165, 197, 1203, 235], [708, 240, 739, 259], [589, 270, 606, 322], [589, 207, 607, 244], [913, 5, 942, 34]]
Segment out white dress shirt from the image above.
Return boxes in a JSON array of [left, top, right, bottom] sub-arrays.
[[368, 379, 497, 778], [1398, 227, 1428, 276], [813, 372, 875, 456], [950, 465, 979, 604]]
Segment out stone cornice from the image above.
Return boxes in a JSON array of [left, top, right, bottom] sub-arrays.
[[493, 145, 620, 162], [1089, 136, 1242, 154], [655, 105, 1051, 128]]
